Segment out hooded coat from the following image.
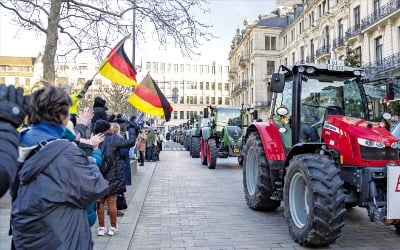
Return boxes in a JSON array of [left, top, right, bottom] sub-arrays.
[[91, 97, 115, 132], [11, 139, 109, 250]]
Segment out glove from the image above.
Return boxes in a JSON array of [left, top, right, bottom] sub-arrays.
[[0, 84, 30, 128], [84, 80, 93, 88]]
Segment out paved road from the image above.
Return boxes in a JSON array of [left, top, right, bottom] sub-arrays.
[[128, 143, 400, 250]]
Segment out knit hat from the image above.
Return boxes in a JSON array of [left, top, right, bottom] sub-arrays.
[[93, 96, 106, 108], [94, 119, 111, 134]]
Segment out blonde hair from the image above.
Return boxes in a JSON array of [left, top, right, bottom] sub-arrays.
[[111, 122, 120, 134]]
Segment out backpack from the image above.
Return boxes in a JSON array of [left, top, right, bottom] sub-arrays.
[[98, 136, 113, 175]]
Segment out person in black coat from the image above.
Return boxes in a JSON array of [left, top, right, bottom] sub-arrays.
[[94, 119, 136, 236], [0, 84, 30, 198], [90, 96, 115, 132]]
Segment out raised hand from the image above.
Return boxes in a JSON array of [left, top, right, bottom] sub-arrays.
[[76, 107, 94, 126]]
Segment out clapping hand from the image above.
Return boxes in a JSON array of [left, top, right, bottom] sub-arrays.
[[89, 133, 105, 149], [0, 84, 30, 128], [76, 108, 94, 126]]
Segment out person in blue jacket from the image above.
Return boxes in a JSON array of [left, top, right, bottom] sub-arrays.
[[11, 83, 109, 250]]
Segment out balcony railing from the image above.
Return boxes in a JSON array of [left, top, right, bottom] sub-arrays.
[[345, 25, 361, 40], [242, 80, 249, 87], [315, 45, 330, 58], [360, 0, 400, 31], [333, 37, 345, 49], [363, 52, 400, 73]]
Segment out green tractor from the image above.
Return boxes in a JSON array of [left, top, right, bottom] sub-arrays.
[[200, 106, 245, 169]]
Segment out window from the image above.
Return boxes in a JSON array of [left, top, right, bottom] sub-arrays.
[[180, 64, 184, 72], [398, 26, 400, 53], [218, 83, 222, 90], [0, 77, 5, 83], [225, 97, 230, 105], [374, 0, 380, 17], [206, 96, 210, 104], [354, 6, 360, 28], [265, 36, 276, 50], [375, 36, 383, 65], [224, 83, 229, 91], [180, 111, 184, 119], [211, 97, 215, 105], [192, 65, 197, 73], [78, 78, 85, 85], [186, 64, 191, 73], [200, 65, 204, 74], [284, 58, 288, 66], [218, 97, 222, 105], [146, 62, 151, 71], [212, 65, 216, 74], [167, 63, 171, 73], [338, 18, 343, 39], [57, 77, 68, 84], [200, 82, 203, 90], [292, 52, 296, 65], [206, 82, 209, 90], [267, 61, 275, 75], [211, 82, 215, 90], [291, 29, 295, 42], [355, 47, 362, 66], [160, 63, 165, 74], [152, 62, 158, 73], [200, 96, 204, 104], [173, 111, 178, 119], [300, 46, 305, 63], [174, 64, 178, 73]]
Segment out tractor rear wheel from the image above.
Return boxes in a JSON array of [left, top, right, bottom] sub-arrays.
[[200, 138, 207, 165], [284, 154, 345, 247], [243, 132, 280, 211], [191, 137, 200, 158], [207, 138, 217, 169]]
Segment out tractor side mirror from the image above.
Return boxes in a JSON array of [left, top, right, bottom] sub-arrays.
[[270, 73, 285, 93], [204, 108, 209, 118], [387, 79, 395, 100]]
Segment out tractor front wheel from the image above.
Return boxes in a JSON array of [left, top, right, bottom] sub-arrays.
[[207, 139, 217, 169], [243, 132, 280, 211], [191, 137, 200, 158], [284, 154, 345, 247]]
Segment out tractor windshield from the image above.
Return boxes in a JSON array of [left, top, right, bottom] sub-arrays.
[[300, 75, 366, 124], [216, 107, 241, 128]]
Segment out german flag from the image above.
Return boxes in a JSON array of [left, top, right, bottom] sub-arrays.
[[128, 74, 173, 121], [99, 37, 138, 87]]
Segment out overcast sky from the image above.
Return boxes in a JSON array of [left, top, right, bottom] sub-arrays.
[[0, 0, 276, 63]]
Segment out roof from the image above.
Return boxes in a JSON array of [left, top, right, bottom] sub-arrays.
[[0, 56, 36, 66], [257, 14, 288, 28]]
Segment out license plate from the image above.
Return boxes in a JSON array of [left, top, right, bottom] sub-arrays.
[[233, 147, 240, 153]]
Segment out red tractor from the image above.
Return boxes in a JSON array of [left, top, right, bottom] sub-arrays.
[[243, 63, 400, 247]]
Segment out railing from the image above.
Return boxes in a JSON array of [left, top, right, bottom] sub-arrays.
[[345, 25, 361, 40], [360, 0, 400, 31], [229, 67, 238, 74], [333, 37, 345, 49], [363, 52, 400, 73], [315, 45, 330, 58], [242, 80, 249, 87], [306, 56, 315, 63]]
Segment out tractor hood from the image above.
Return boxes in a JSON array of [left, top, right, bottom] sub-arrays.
[[322, 115, 400, 166]]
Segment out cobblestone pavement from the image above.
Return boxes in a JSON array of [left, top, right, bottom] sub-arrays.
[[128, 147, 400, 250], [2, 141, 400, 249]]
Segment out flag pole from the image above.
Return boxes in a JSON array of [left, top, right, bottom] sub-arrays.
[[89, 34, 131, 81]]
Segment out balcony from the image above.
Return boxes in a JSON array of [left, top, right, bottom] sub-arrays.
[[228, 67, 238, 79], [360, 0, 400, 31], [345, 25, 362, 40], [363, 52, 400, 73], [315, 45, 331, 59], [242, 80, 249, 87], [239, 55, 250, 67], [333, 37, 345, 49]]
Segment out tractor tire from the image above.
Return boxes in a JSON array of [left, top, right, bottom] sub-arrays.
[[243, 132, 281, 211], [188, 137, 192, 155], [207, 139, 217, 169], [200, 138, 207, 165], [191, 137, 200, 158], [284, 154, 345, 247]]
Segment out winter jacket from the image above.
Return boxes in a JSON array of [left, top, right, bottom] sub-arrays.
[[146, 130, 155, 147], [136, 133, 147, 152], [12, 123, 109, 250], [99, 130, 136, 195], [0, 122, 19, 198]]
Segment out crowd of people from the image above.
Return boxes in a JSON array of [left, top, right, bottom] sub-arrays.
[[0, 81, 165, 249]]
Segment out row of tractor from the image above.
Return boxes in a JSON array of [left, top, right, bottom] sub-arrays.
[[174, 62, 400, 247], [170, 62, 400, 247]]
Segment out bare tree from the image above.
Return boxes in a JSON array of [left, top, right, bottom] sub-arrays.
[[0, 0, 212, 82]]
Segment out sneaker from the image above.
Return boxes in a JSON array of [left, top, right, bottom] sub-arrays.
[[97, 227, 106, 236], [107, 226, 118, 236]]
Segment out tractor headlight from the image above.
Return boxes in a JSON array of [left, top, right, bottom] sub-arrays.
[[358, 138, 385, 148], [391, 141, 399, 149], [306, 67, 316, 74]]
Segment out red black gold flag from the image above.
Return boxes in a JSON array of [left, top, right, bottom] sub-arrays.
[[99, 37, 138, 87], [128, 74, 173, 121]]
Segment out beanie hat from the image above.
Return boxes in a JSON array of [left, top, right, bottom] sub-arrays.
[[94, 119, 111, 134], [94, 96, 106, 108]]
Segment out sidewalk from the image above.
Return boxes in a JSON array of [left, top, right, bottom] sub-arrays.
[[93, 161, 156, 250], [0, 161, 155, 250]]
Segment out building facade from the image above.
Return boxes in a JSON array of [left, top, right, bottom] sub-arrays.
[[138, 60, 230, 126], [229, 0, 400, 120]]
